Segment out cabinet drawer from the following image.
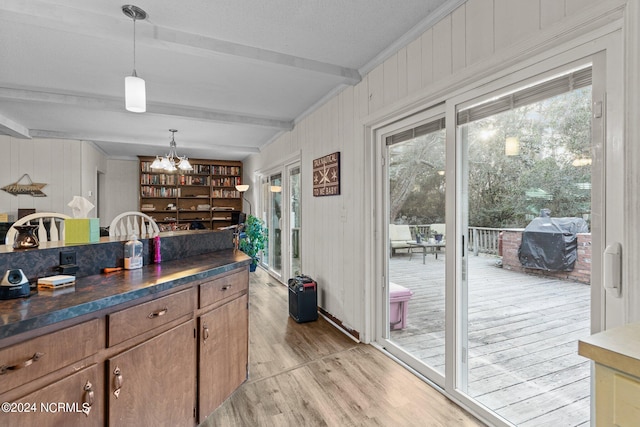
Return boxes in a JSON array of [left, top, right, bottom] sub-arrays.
[[199, 268, 248, 308], [0, 319, 102, 394], [108, 288, 194, 347]]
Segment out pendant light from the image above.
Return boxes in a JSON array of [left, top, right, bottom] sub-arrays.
[[122, 5, 147, 113], [150, 130, 193, 172]]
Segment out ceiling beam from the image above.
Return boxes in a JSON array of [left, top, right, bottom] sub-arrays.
[[0, 1, 361, 85], [28, 130, 261, 154], [0, 113, 31, 139], [0, 86, 293, 130]]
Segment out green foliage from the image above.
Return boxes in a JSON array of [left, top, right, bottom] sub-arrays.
[[389, 86, 592, 229], [239, 215, 267, 266]]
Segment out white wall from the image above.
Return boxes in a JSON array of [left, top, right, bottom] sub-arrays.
[[0, 135, 82, 218], [102, 159, 139, 227], [80, 141, 107, 218], [245, 0, 638, 340], [0, 136, 139, 227]]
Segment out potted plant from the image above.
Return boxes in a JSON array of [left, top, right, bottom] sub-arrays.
[[239, 215, 267, 272]]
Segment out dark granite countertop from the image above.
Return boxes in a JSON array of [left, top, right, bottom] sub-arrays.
[[0, 249, 251, 341]]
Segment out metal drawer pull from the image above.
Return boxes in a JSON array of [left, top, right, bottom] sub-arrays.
[[0, 352, 44, 375], [148, 307, 168, 318], [221, 285, 232, 291], [203, 326, 209, 342], [83, 380, 94, 416], [113, 366, 123, 398]]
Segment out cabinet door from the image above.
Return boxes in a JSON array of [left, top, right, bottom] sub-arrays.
[[198, 294, 248, 421], [108, 320, 196, 427], [4, 364, 103, 427]]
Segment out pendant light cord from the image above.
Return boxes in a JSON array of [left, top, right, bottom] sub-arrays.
[[132, 17, 137, 75]]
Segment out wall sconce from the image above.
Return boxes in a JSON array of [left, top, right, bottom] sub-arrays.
[[505, 137, 520, 156], [270, 185, 282, 193], [235, 184, 252, 215]]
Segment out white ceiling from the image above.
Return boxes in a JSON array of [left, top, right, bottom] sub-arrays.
[[0, 0, 460, 161]]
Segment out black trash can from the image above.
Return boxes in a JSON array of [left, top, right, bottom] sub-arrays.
[[288, 275, 318, 323]]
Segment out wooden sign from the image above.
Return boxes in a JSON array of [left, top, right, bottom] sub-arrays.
[[1, 174, 47, 197], [313, 152, 340, 197]]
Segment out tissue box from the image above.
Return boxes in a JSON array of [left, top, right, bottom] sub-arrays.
[[65, 218, 100, 244]]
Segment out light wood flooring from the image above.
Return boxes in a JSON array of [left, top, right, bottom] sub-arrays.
[[389, 252, 590, 426], [201, 268, 485, 427]]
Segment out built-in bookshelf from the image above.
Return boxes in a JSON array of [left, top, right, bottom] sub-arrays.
[[138, 156, 243, 230]]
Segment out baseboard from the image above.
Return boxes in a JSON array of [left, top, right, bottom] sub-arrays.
[[318, 307, 360, 342]]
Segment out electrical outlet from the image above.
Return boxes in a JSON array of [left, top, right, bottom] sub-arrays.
[[60, 251, 77, 265]]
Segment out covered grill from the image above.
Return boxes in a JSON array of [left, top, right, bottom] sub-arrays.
[[518, 210, 589, 271]]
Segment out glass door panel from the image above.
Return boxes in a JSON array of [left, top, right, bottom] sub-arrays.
[[289, 166, 301, 277], [260, 176, 269, 268], [387, 120, 447, 376], [458, 76, 592, 425], [269, 173, 282, 277]]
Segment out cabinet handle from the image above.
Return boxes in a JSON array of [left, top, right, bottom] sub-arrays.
[[148, 307, 168, 319], [0, 352, 44, 375], [203, 326, 209, 342], [221, 285, 232, 291], [113, 366, 123, 399], [82, 380, 94, 416]]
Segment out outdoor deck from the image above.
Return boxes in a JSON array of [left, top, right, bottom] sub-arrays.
[[389, 252, 591, 426]]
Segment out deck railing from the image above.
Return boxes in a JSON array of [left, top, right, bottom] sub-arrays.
[[407, 224, 503, 256]]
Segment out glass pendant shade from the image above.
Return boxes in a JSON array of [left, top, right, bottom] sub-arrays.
[[150, 156, 163, 169], [125, 74, 146, 113], [178, 158, 193, 171]]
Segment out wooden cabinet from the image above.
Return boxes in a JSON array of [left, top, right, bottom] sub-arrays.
[[139, 157, 243, 230], [108, 320, 196, 426], [198, 294, 248, 421], [1, 265, 248, 427], [107, 288, 194, 347], [6, 364, 104, 427]]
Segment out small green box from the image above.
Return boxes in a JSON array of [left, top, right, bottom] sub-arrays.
[[65, 218, 100, 244]]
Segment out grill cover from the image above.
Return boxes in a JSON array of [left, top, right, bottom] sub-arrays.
[[518, 216, 589, 271]]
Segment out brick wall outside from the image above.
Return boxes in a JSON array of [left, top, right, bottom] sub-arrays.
[[501, 230, 591, 285]]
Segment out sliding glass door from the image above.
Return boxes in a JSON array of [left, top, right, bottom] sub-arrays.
[[375, 52, 616, 426]]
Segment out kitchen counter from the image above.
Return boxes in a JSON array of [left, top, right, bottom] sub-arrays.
[[579, 322, 640, 376], [578, 323, 640, 425], [0, 249, 251, 341]]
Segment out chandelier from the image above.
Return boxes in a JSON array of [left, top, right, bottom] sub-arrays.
[[150, 130, 193, 172]]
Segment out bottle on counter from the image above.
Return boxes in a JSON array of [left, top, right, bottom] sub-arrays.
[[124, 235, 143, 270], [153, 235, 161, 264]]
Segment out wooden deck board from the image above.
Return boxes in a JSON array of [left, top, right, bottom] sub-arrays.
[[389, 253, 590, 426]]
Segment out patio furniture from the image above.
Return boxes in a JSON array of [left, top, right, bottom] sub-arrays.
[[408, 241, 445, 263], [389, 282, 413, 330], [389, 224, 416, 256]]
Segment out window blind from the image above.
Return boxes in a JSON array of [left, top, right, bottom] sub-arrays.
[[386, 117, 446, 146], [456, 67, 592, 126]]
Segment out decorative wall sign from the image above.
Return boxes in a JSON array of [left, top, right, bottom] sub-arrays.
[[1, 174, 47, 197], [313, 152, 340, 197]]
